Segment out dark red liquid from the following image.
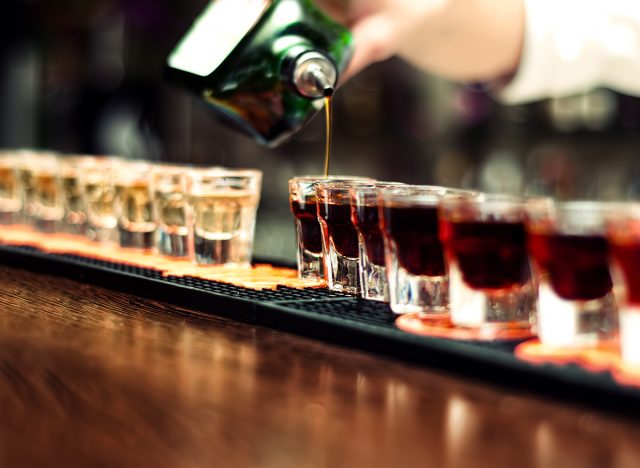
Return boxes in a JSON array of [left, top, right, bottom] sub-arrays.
[[611, 240, 640, 304], [529, 233, 612, 300], [318, 202, 359, 258], [441, 220, 530, 290], [352, 205, 384, 266], [381, 205, 445, 276], [290, 199, 322, 254]]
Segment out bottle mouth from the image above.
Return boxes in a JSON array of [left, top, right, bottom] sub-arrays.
[[292, 50, 338, 99]]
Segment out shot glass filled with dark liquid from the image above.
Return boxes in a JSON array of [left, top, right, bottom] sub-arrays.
[[379, 185, 456, 314], [607, 204, 640, 364], [350, 182, 404, 301], [440, 194, 535, 330], [289, 176, 372, 281], [316, 180, 372, 294], [527, 201, 616, 347]]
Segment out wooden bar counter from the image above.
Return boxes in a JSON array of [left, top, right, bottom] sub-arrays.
[[1, 265, 640, 467]]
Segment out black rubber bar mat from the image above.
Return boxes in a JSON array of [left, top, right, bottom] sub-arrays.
[[1, 243, 639, 417]]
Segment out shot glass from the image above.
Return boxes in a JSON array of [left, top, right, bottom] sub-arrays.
[[115, 161, 156, 250], [350, 182, 406, 301], [60, 156, 95, 235], [82, 157, 120, 243], [186, 168, 262, 265], [152, 164, 191, 258], [15, 149, 56, 226], [31, 154, 64, 233], [440, 194, 536, 330], [289, 175, 373, 280], [527, 201, 616, 346], [380, 185, 463, 314], [0, 151, 21, 224], [316, 180, 372, 294], [608, 204, 640, 364]]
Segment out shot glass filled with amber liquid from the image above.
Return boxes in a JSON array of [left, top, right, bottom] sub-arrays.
[[0, 151, 22, 225], [115, 161, 156, 250], [186, 168, 262, 266], [60, 156, 96, 235], [31, 154, 64, 233], [152, 165, 191, 258], [82, 157, 119, 244]]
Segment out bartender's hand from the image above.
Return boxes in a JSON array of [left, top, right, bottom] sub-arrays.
[[316, 0, 525, 83]]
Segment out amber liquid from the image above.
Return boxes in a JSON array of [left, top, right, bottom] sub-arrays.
[[323, 90, 333, 178]]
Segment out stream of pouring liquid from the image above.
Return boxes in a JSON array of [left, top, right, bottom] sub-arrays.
[[323, 88, 334, 178]]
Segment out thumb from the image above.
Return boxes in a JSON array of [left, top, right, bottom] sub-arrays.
[[340, 14, 396, 83]]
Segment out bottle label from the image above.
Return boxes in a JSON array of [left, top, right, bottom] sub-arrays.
[[168, 0, 271, 77]]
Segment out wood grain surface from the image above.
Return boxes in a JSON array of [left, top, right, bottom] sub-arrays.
[[1, 265, 640, 468]]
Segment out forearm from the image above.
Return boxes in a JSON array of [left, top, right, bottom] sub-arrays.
[[395, 0, 525, 82]]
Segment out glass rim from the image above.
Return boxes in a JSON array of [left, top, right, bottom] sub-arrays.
[[187, 167, 262, 179], [288, 175, 374, 183]]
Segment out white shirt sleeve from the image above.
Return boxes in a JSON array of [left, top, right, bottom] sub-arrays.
[[499, 0, 640, 103]]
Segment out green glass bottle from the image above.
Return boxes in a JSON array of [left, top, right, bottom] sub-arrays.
[[166, 0, 353, 147]]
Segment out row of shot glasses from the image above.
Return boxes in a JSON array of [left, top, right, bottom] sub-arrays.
[[289, 176, 640, 365], [0, 150, 262, 265]]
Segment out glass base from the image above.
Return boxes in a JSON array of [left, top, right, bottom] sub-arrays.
[[119, 229, 155, 250], [34, 218, 60, 234], [0, 211, 21, 225], [449, 268, 535, 329], [157, 230, 190, 258], [297, 248, 324, 280], [537, 283, 617, 347], [88, 225, 118, 244], [389, 265, 448, 315], [326, 244, 359, 295], [194, 232, 250, 265], [65, 221, 87, 236], [359, 259, 388, 302]]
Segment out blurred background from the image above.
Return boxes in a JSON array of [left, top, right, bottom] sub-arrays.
[[3, 0, 640, 262]]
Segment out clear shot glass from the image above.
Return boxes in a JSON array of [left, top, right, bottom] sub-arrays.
[[82, 157, 120, 244], [527, 201, 617, 347], [350, 182, 405, 301], [60, 155, 96, 235], [608, 204, 640, 364], [31, 153, 64, 233], [0, 151, 21, 225], [289, 175, 373, 281], [379, 185, 459, 314], [440, 194, 536, 331], [15, 149, 57, 227], [152, 165, 191, 258], [186, 168, 262, 266], [114, 160, 156, 250]]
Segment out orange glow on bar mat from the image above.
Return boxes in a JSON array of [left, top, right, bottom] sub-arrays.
[[0, 226, 325, 291], [515, 340, 640, 388], [395, 313, 534, 341]]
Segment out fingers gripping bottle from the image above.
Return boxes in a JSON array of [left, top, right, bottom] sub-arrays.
[[166, 0, 353, 147]]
